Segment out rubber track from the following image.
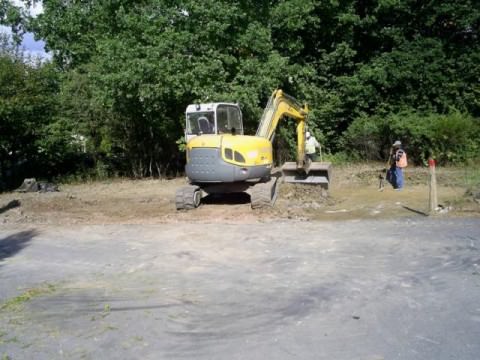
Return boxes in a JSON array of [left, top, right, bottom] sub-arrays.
[[251, 178, 278, 209], [175, 185, 200, 210]]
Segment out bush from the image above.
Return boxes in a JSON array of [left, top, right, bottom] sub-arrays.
[[340, 115, 385, 161], [342, 110, 480, 165], [322, 151, 351, 165]]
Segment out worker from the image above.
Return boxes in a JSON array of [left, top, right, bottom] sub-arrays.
[[388, 140, 407, 190], [305, 131, 320, 161]]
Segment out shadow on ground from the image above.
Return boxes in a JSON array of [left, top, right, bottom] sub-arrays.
[[202, 192, 251, 205], [0, 199, 21, 215], [0, 229, 37, 262], [401, 205, 429, 216]]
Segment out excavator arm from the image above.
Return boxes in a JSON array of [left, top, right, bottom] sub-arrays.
[[256, 89, 331, 188], [256, 89, 309, 170]]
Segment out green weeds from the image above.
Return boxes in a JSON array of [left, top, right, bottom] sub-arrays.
[[1, 284, 56, 312]]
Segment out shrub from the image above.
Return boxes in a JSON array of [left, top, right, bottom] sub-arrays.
[[342, 110, 480, 165]]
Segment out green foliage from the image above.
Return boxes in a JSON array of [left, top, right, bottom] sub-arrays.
[[341, 115, 384, 161], [1, 283, 56, 312], [462, 163, 480, 190], [0, 35, 86, 190], [322, 151, 351, 165], [0, 0, 26, 43], [176, 136, 186, 152], [343, 111, 480, 164], [27, 0, 301, 177], [272, 0, 480, 151], [336, 38, 480, 118], [273, 125, 297, 166], [0, 0, 478, 184]]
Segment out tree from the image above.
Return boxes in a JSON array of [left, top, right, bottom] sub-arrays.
[[0, 33, 80, 189], [28, 0, 301, 176], [1, 0, 477, 181], [0, 0, 26, 43]]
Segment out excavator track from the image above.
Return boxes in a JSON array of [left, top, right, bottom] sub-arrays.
[[175, 185, 202, 210], [250, 177, 279, 209]]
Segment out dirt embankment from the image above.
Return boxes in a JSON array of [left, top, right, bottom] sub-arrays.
[[0, 165, 478, 225]]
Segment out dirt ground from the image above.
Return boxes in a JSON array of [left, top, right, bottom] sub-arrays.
[[0, 165, 479, 225]]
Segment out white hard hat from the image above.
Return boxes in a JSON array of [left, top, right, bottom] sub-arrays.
[[392, 140, 402, 147], [306, 131, 311, 138]]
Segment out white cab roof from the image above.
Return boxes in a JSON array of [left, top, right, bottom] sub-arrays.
[[185, 103, 238, 113]]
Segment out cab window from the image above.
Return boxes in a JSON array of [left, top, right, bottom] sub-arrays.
[[217, 107, 229, 134], [216, 105, 243, 135], [186, 112, 215, 135], [228, 106, 243, 135]]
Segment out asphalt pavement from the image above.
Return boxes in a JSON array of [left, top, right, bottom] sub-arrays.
[[0, 218, 479, 359]]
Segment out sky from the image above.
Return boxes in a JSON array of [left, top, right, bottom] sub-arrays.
[[0, 0, 48, 59]]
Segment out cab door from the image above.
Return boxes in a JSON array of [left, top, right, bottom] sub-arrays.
[[216, 105, 243, 135]]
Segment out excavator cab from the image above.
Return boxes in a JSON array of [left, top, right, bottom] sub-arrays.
[[185, 103, 243, 142]]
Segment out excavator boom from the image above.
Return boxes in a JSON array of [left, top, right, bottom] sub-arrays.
[[256, 90, 307, 169], [256, 90, 331, 188]]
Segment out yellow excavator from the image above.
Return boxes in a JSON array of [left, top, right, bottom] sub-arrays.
[[175, 89, 331, 209]]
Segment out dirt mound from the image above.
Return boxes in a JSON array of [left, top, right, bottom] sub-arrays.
[[278, 183, 328, 202]]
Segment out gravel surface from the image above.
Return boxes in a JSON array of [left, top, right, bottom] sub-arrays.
[[1, 218, 479, 359]]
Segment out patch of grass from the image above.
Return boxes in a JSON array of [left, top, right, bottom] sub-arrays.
[[1, 283, 56, 312], [3, 337, 18, 344], [100, 303, 111, 318], [463, 166, 480, 189], [0, 336, 20, 345]]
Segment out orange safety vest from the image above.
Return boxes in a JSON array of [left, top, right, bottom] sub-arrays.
[[396, 150, 408, 168]]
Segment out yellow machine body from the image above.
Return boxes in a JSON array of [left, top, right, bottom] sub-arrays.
[[186, 134, 272, 168], [185, 134, 273, 183]]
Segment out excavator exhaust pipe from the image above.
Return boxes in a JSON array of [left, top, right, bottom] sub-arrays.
[[281, 162, 332, 189]]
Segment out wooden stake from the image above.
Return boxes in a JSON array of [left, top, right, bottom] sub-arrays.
[[429, 158, 438, 213]]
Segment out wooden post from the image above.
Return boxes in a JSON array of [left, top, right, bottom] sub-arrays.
[[429, 158, 438, 213]]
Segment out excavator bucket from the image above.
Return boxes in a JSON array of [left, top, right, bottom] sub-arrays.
[[282, 162, 332, 189]]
